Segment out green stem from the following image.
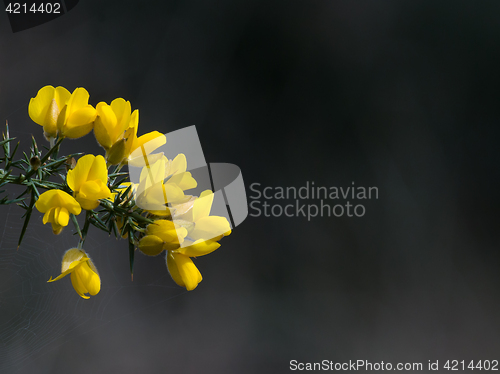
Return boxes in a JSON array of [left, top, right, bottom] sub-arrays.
[[78, 210, 92, 248]]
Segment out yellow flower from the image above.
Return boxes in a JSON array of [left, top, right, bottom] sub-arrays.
[[93, 99, 139, 165], [174, 190, 231, 242], [94, 98, 132, 150], [57, 87, 97, 139], [28, 85, 71, 139], [35, 190, 81, 234], [126, 117, 166, 166], [48, 248, 100, 299], [67, 154, 112, 210], [135, 154, 197, 216], [138, 219, 188, 256], [166, 251, 202, 291]]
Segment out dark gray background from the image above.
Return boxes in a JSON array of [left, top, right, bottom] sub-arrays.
[[0, 1, 500, 373]]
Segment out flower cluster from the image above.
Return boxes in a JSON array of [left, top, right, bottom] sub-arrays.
[[0, 85, 233, 299]]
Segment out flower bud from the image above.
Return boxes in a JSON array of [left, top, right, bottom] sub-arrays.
[[106, 138, 127, 165], [65, 157, 76, 172], [30, 156, 41, 170]]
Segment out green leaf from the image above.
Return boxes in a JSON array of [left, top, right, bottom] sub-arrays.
[[129, 229, 135, 280], [18, 190, 36, 249], [70, 214, 82, 239]]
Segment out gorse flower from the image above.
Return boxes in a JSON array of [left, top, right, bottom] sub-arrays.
[[28, 85, 71, 140], [67, 154, 112, 210], [35, 190, 81, 235], [19, 85, 239, 298], [48, 248, 100, 299], [135, 154, 197, 216], [174, 190, 232, 242], [94, 98, 138, 165], [94, 98, 133, 150], [57, 87, 97, 139], [166, 251, 202, 291], [139, 219, 188, 256], [126, 124, 166, 167]]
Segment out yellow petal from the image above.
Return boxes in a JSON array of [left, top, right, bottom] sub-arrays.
[[87, 155, 108, 184], [167, 171, 197, 191], [79, 180, 101, 199], [67, 154, 95, 192], [166, 251, 185, 288], [54, 86, 71, 113], [55, 207, 70, 227], [146, 220, 187, 244], [178, 239, 220, 257], [42, 208, 54, 224], [110, 98, 131, 134], [75, 261, 100, 295], [192, 190, 214, 222], [132, 131, 166, 155], [76, 196, 100, 211], [94, 103, 115, 149], [190, 216, 231, 241], [170, 253, 202, 291], [63, 106, 96, 139], [61, 248, 85, 272], [96, 102, 118, 128], [163, 183, 185, 203], [138, 235, 165, 256], [66, 87, 90, 116], [71, 271, 90, 299], [169, 154, 187, 175], [28, 86, 55, 125], [48, 257, 89, 282], [128, 152, 164, 168], [128, 109, 139, 129], [51, 223, 63, 235], [42, 99, 60, 138], [35, 190, 81, 216]]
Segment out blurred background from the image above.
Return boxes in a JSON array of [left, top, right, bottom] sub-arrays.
[[1, 1, 500, 373]]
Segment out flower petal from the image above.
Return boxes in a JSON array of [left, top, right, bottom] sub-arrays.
[[67, 154, 95, 192], [171, 253, 202, 291], [146, 220, 187, 244], [48, 257, 89, 282], [192, 190, 214, 222], [110, 98, 131, 134], [190, 216, 231, 241], [167, 171, 197, 191], [28, 86, 55, 125], [63, 106, 96, 139], [66, 87, 90, 116], [55, 207, 70, 227], [138, 235, 165, 256], [87, 155, 108, 184], [132, 131, 166, 155], [61, 248, 86, 272], [36, 189, 80, 215], [76, 261, 100, 296], [178, 239, 221, 257], [166, 251, 185, 288], [168, 154, 187, 175], [70, 270, 90, 299], [54, 86, 71, 113]]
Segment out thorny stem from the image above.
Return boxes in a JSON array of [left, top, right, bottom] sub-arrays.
[[78, 210, 92, 248]]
